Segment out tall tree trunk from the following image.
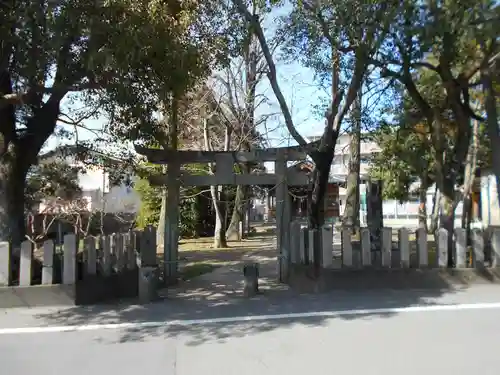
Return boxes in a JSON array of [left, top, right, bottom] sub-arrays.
[[156, 183, 167, 248], [234, 2, 368, 242], [439, 191, 456, 266], [460, 119, 479, 249], [203, 119, 230, 248], [308, 154, 335, 230], [342, 92, 361, 233], [433, 107, 471, 266], [308, 52, 342, 231], [418, 178, 428, 231], [481, 66, 500, 211], [429, 187, 441, 233], [211, 185, 228, 248], [226, 185, 246, 240], [462, 195, 472, 235], [0, 70, 62, 244], [435, 132, 467, 266], [0, 146, 30, 246], [157, 96, 179, 250], [226, 17, 258, 240]]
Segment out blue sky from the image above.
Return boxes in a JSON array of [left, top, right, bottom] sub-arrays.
[[46, 61, 327, 153], [44, 4, 331, 154]]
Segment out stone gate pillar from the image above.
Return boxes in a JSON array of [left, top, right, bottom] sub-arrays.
[[265, 189, 271, 222], [366, 179, 383, 261], [275, 151, 291, 282], [164, 161, 180, 285]]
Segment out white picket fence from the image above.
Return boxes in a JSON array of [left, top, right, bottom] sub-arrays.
[[0, 226, 158, 287], [289, 221, 500, 269]]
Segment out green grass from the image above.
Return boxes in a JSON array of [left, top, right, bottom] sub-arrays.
[[179, 262, 220, 281]]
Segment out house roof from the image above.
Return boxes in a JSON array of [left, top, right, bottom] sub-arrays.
[[288, 160, 344, 183], [39, 145, 132, 165]]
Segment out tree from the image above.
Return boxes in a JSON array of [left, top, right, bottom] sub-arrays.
[[135, 163, 211, 238], [234, 0, 399, 238], [214, 14, 271, 240], [134, 172, 162, 229], [342, 92, 362, 233], [371, 78, 491, 232], [25, 160, 82, 212], [370, 83, 435, 229], [0, 0, 229, 245], [24, 158, 83, 242], [480, 45, 500, 210], [198, 82, 264, 248], [372, 0, 498, 263]]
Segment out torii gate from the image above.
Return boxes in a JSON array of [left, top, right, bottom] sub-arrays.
[[135, 143, 318, 283]]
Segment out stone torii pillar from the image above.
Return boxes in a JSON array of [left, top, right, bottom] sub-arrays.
[[366, 179, 384, 264], [135, 143, 318, 284]]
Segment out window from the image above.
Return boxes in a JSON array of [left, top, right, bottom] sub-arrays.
[[342, 154, 349, 165], [333, 155, 343, 164]]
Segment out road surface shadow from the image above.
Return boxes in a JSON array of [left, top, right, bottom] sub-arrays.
[[178, 245, 276, 264], [33, 284, 471, 346]]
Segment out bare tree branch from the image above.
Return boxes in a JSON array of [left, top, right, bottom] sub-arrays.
[[232, 0, 308, 147]]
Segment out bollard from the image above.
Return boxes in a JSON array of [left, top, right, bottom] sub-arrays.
[[138, 267, 158, 304], [243, 262, 259, 297]]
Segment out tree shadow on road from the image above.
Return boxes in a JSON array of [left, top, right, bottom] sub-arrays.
[[33, 281, 474, 346]]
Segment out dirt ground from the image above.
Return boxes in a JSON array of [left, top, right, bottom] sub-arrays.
[[157, 225, 278, 281]]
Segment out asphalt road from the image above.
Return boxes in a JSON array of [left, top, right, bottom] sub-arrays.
[[2, 285, 500, 375]]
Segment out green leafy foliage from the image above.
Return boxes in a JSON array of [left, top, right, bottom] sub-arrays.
[[134, 162, 211, 238], [372, 0, 498, 201], [369, 122, 430, 202], [134, 177, 162, 229], [370, 74, 492, 202], [25, 160, 83, 211], [0, 0, 237, 242]]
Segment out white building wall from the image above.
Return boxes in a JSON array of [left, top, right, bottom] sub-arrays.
[[39, 156, 141, 214], [481, 173, 500, 227], [75, 163, 141, 214], [309, 134, 381, 180], [306, 133, 466, 228], [99, 184, 141, 214]]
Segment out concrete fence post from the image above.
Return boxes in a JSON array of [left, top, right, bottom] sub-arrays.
[[84, 236, 97, 275], [471, 229, 484, 268], [63, 234, 77, 285], [238, 221, 243, 240], [321, 225, 333, 268], [491, 228, 500, 267], [100, 235, 112, 276], [341, 227, 353, 267], [398, 228, 410, 268], [125, 231, 136, 270], [141, 225, 157, 267], [110, 233, 118, 271], [138, 266, 158, 303], [0, 241, 11, 285], [454, 228, 467, 268], [138, 226, 158, 303], [19, 240, 33, 286], [299, 227, 307, 264], [416, 228, 428, 267], [436, 228, 448, 268], [133, 230, 142, 267], [308, 229, 316, 266], [290, 221, 301, 264], [42, 240, 55, 285], [115, 233, 126, 272], [381, 227, 392, 268], [361, 228, 371, 267]]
